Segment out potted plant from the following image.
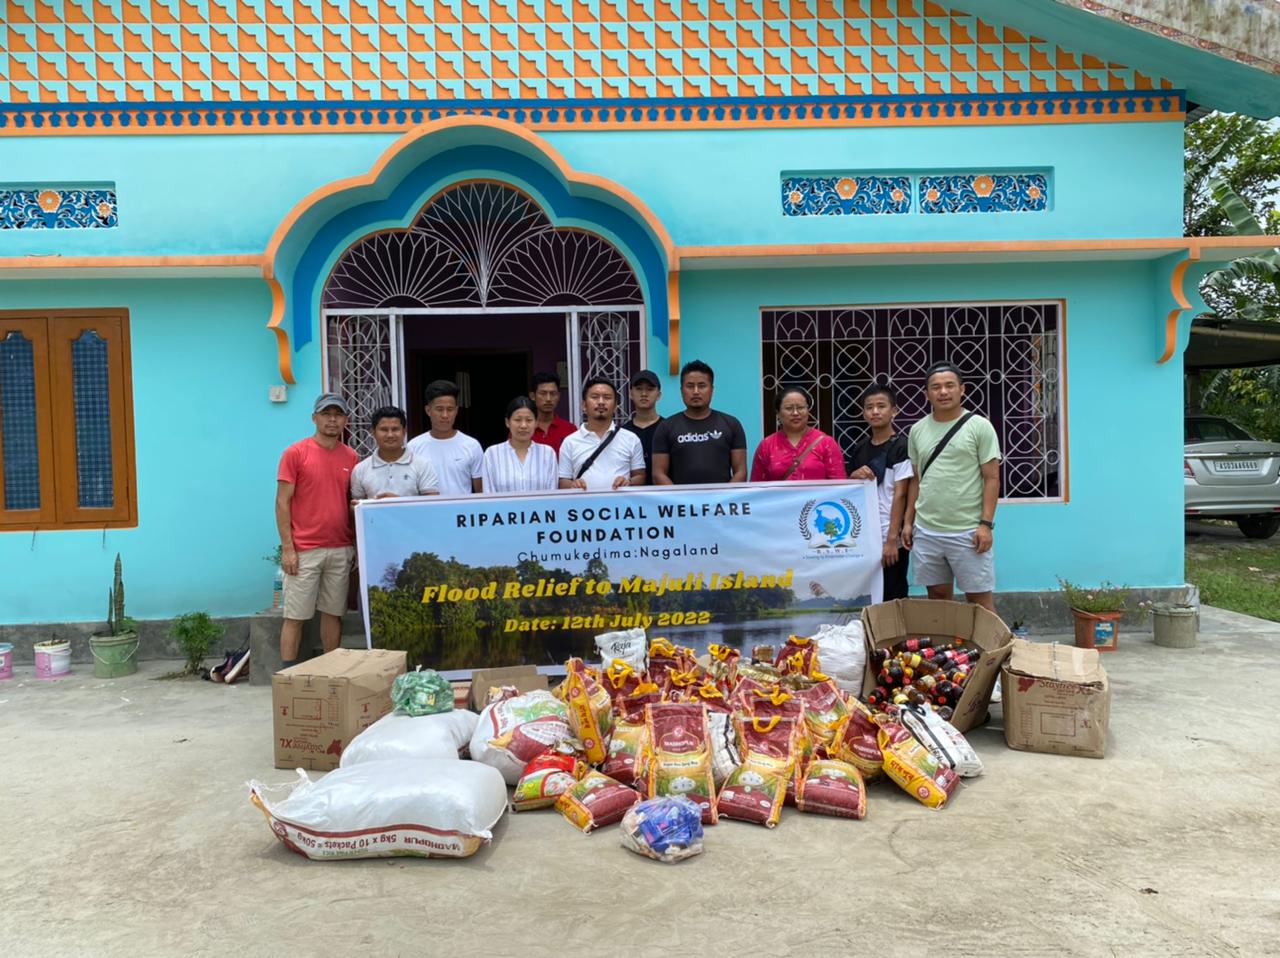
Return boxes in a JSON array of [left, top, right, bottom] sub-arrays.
[[168, 612, 225, 676], [33, 634, 73, 679], [1057, 578, 1151, 653], [89, 553, 139, 678], [1009, 619, 1030, 639]]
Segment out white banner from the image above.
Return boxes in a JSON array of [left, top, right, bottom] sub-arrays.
[[355, 481, 882, 670]]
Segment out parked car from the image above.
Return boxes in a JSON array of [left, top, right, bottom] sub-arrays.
[[1185, 414, 1280, 539]]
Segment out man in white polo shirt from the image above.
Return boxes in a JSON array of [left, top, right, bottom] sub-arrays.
[[350, 405, 439, 501], [558, 377, 646, 491]]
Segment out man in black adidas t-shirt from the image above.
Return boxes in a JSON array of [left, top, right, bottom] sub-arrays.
[[849, 384, 915, 600], [652, 360, 747, 484]]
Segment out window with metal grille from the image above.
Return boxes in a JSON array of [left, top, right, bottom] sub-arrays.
[[0, 310, 137, 529], [761, 302, 1063, 500]]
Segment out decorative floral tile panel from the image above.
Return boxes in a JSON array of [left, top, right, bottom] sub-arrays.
[[0, 188, 119, 229]]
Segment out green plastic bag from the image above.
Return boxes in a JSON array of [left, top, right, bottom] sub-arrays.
[[392, 667, 454, 716]]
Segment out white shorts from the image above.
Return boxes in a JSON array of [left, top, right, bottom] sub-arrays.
[[283, 546, 354, 619], [911, 526, 995, 594]]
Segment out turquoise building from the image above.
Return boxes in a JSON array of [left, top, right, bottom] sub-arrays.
[[2, 0, 1279, 636]]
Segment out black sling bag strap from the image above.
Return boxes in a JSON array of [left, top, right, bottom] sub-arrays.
[[575, 426, 620, 479], [919, 412, 975, 481]]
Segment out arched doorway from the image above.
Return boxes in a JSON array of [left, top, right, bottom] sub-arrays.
[[321, 180, 646, 454]]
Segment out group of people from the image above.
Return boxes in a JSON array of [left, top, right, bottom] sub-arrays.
[[274, 360, 1000, 668]]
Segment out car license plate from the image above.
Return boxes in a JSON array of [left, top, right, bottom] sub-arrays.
[[1213, 459, 1262, 474]]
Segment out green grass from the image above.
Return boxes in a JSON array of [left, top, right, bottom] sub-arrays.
[[1186, 537, 1280, 623]]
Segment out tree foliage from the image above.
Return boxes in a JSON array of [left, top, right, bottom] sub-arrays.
[[1184, 113, 1280, 440]]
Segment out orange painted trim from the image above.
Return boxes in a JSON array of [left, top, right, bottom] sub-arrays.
[[0, 110, 1186, 138], [0, 254, 263, 271], [1158, 253, 1198, 366], [666, 270, 681, 375], [267, 277, 295, 385], [678, 236, 1280, 261], [262, 115, 675, 385], [263, 115, 675, 273]]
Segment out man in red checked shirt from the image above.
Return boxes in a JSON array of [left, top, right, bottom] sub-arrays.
[[275, 392, 359, 669]]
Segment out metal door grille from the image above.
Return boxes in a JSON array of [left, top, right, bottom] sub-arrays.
[[324, 314, 402, 458], [323, 181, 644, 311], [761, 302, 1062, 499], [572, 309, 642, 424]]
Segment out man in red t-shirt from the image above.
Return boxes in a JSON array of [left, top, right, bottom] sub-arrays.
[[528, 371, 576, 453], [275, 393, 360, 668]]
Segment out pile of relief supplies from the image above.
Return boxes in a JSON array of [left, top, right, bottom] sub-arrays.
[[247, 597, 1067, 864]]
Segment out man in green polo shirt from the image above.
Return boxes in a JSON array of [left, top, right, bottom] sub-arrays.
[[901, 362, 1002, 614]]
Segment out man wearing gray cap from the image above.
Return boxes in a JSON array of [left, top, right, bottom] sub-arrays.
[[622, 369, 663, 485], [274, 393, 360, 668]]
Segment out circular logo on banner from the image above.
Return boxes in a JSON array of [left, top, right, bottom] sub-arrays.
[[799, 499, 861, 549]]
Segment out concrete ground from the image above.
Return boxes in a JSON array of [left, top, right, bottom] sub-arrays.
[[2, 608, 1278, 958]]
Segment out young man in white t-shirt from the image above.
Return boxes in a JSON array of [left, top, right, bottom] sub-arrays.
[[558, 377, 646, 491], [848, 384, 914, 600], [405, 380, 483, 497]]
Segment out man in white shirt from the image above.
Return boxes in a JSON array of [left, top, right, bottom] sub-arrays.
[[350, 406, 439, 501], [406, 380, 483, 497], [558, 377, 646, 491]]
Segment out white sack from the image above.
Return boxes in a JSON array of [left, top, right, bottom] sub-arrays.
[[812, 621, 867, 693], [595, 628, 647, 671], [899, 705, 984, 778], [708, 710, 741, 788], [249, 759, 507, 860], [339, 709, 479, 768]]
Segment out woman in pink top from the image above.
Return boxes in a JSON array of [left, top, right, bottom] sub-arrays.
[[750, 386, 848, 482]]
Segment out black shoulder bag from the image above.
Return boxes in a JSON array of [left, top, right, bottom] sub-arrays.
[[575, 427, 620, 479], [919, 412, 974, 481]]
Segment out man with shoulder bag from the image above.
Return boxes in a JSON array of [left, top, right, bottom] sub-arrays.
[[901, 363, 1002, 614]]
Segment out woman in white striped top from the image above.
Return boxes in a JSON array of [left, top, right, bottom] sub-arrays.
[[479, 397, 559, 493]]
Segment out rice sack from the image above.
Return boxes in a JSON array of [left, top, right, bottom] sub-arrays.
[[796, 759, 867, 819], [556, 770, 641, 832], [602, 718, 649, 788], [832, 700, 885, 782], [249, 759, 506, 860], [646, 702, 718, 825], [602, 659, 648, 710], [470, 689, 573, 785], [716, 715, 801, 828], [774, 635, 820, 677], [706, 643, 741, 693], [878, 718, 961, 809], [513, 750, 585, 811], [560, 658, 614, 765], [796, 678, 850, 753]]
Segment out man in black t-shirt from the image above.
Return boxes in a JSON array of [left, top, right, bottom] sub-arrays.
[[652, 360, 747, 484], [622, 369, 663, 485], [848, 384, 915, 600]]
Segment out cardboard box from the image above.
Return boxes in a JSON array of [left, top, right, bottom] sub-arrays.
[[1000, 639, 1111, 759], [272, 648, 407, 770], [860, 599, 1013, 734], [467, 664, 549, 712]]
